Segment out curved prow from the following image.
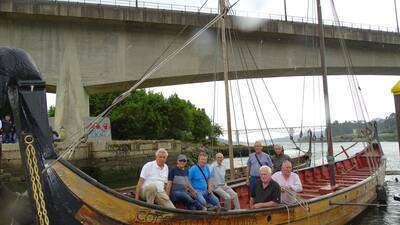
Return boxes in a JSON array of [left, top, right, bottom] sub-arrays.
[[0, 47, 56, 159], [0, 47, 61, 224]]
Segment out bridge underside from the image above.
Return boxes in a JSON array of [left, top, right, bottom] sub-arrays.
[[82, 66, 400, 94]]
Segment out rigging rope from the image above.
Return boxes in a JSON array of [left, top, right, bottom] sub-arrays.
[[224, 2, 251, 149], [243, 39, 300, 149], [45, 1, 242, 170], [328, 0, 372, 154], [228, 30, 270, 145], [249, 79, 275, 145], [329, 0, 370, 125], [229, 27, 274, 145], [225, 22, 249, 170], [228, 34, 251, 150], [211, 27, 221, 158]]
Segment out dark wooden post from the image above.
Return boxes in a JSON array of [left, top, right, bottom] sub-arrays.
[[0, 141, 2, 173], [284, 0, 288, 21], [391, 81, 400, 156], [395, 0, 399, 33]]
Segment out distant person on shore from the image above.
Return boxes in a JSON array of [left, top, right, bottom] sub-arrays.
[[210, 153, 240, 210], [272, 160, 302, 205], [246, 140, 273, 192], [250, 166, 281, 209], [189, 151, 221, 209], [271, 144, 292, 173], [166, 154, 205, 210], [0, 119, 2, 142], [1, 115, 14, 143], [135, 148, 175, 208]]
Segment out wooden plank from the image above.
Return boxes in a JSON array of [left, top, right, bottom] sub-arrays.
[[386, 170, 400, 175]]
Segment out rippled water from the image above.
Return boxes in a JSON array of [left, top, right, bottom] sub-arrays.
[[350, 142, 400, 225], [223, 142, 400, 225], [349, 175, 400, 225]]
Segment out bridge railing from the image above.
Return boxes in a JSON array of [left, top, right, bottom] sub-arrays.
[[30, 0, 398, 33]]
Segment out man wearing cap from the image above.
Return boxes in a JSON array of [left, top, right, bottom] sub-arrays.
[[210, 153, 240, 210], [135, 148, 175, 208], [166, 154, 205, 210]]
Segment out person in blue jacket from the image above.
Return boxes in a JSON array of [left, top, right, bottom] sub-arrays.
[[188, 151, 221, 209]]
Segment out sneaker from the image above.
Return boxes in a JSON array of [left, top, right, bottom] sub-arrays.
[[206, 206, 216, 211]]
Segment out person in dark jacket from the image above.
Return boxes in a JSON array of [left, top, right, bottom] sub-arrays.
[[1, 115, 14, 143], [271, 144, 292, 173]]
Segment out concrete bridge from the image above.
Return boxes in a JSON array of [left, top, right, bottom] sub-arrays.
[[1, 0, 399, 138]]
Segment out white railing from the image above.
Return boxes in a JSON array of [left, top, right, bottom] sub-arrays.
[[28, 0, 398, 33]]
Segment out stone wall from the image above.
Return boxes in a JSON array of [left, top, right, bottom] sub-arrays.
[[0, 140, 252, 186], [0, 140, 186, 176]]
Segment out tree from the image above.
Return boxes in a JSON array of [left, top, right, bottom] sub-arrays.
[[48, 106, 55, 117], [89, 90, 220, 142]]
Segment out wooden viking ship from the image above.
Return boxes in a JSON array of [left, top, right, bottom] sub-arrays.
[[0, 0, 385, 224]]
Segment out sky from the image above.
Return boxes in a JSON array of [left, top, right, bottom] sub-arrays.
[[46, 0, 400, 140]]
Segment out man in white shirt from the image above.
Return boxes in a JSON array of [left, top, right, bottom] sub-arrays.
[[271, 160, 303, 205], [135, 148, 175, 208]]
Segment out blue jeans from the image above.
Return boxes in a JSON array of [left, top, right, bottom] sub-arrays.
[[171, 190, 204, 210], [195, 189, 220, 208], [2, 132, 12, 143], [249, 176, 259, 193]]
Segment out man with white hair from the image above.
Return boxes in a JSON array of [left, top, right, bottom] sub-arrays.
[[210, 153, 240, 210], [272, 160, 303, 205], [250, 166, 281, 209], [135, 148, 175, 208]]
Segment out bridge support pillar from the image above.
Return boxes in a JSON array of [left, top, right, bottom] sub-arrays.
[[0, 0, 13, 12], [54, 29, 89, 141]]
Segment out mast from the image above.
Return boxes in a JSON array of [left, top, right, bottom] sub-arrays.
[[284, 0, 288, 21], [395, 0, 399, 33], [219, 0, 235, 180], [316, 0, 336, 187], [391, 81, 400, 156]]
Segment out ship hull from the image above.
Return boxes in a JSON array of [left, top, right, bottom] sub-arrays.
[[48, 143, 384, 225]]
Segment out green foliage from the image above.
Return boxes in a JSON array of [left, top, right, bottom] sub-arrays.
[[377, 113, 396, 134], [89, 90, 221, 142], [330, 113, 397, 137], [48, 105, 56, 117], [327, 114, 397, 142]]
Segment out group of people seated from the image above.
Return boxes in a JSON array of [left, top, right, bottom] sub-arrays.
[[135, 140, 303, 211]]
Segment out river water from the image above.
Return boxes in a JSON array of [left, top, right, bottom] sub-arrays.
[[223, 142, 400, 225]]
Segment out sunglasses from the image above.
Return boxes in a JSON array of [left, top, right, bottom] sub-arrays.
[[179, 159, 187, 162]]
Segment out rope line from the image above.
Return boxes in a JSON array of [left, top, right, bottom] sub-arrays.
[[45, 1, 241, 171]]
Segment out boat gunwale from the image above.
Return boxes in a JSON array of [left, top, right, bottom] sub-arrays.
[[53, 143, 384, 217]]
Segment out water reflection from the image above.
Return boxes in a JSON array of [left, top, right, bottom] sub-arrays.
[[349, 175, 400, 225]]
